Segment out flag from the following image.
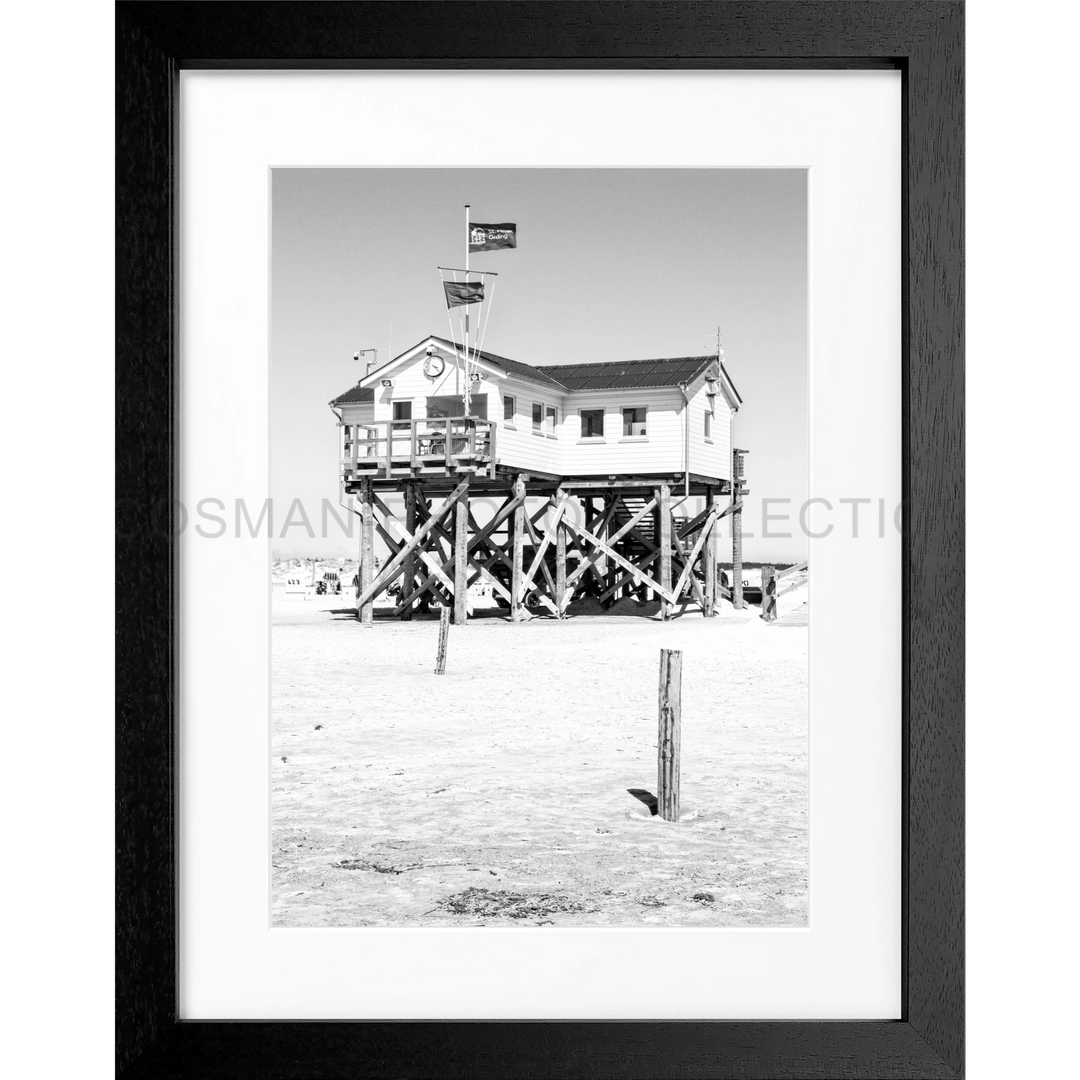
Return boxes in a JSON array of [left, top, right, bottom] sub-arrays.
[[468, 223, 516, 251], [443, 280, 485, 308]]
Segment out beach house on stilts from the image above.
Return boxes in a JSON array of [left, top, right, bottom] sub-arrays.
[[330, 335, 748, 625], [330, 205, 748, 625]]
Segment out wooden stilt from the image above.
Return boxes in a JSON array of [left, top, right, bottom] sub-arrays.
[[561, 515, 677, 605], [402, 484, 417, 620], [370, 491, 464, 610], [356, 479, 469, 611], [761, 564, 777, 622], [359, 479, 374, 626], [657, 648, 682, 822], [603, 494, 617, 606], [732, 450, 746, 609], [658, 484, 672, 620], [510, 476, 527, 621], [519, 498, 565, 616], [672, 500, 718, 607], [704, 488, 717, 617], [453, 476, 470, 626], [555, 491, 568, 616]]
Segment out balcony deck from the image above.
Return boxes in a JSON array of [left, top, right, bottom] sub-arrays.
[[339, 417, 732, 496], [340, 417, 498, 482]]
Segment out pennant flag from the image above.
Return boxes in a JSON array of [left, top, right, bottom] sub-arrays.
[[469, 223, 516, 252], [443, 280, 485, 308]]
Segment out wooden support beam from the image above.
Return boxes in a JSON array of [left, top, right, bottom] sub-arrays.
[[564, 496, 657, 591], [371, 492, 466, 612], [555, 491, 568, 616], [657, 649, 682, 822], [356, 479, 469, 610], [672, 502, 719, 606], [669, 515, 707, 609], [402, 484, 417, 620], [392, 491, 523, 615], [704, 488, 717, 617], [561, 494, 619, 607], [598, 550, 660, 603], [562, 514, 678, 605], [776, 560, 809, 580], [359, 479, 374, 626], [519, 503, 561, 616], [761, 565, 778, 623], [510, 477, 527, 621], [454, 476, 470, 626], [732, 493, 745, 610], [676, 504, 712, 540], [658, 485, 672, 620]]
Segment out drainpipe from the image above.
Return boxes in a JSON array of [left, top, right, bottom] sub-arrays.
[[679, 383, 691, 497], [330, 404, 360, 518]]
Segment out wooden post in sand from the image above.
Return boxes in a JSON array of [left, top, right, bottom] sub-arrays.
[[402, 483, 417, 621], [359, 479, 374, 626], [657, 648, 682, 822], [761, 565, 777, 622], [732, 448, 747, 609], [510, 476, 527, 622], [704, 487, 717, 617], [434, 605, 450, 674], [453, 476, 470, 626], [555, 491, 568, 617], [658, 484, 672, 621]]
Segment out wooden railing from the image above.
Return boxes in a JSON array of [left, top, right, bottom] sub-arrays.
[[340, 417, 497, 479]]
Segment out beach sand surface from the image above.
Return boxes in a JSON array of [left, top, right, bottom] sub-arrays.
[[272, 592, 808, 927]]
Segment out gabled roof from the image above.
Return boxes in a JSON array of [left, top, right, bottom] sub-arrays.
[[426, 337, 567, 389], [535, 355, 718, 392], [329, 336, 742, 404], [328, 384, 375, 406]]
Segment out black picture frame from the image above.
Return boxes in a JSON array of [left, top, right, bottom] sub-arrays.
[[116, 2, 963, 1076]]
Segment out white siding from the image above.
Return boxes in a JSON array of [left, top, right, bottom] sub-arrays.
[[371, 346, 479, 422], [492, 375, 564, 475], [686, 376, 733, 482], [560, 388, 686, 476], [339, 401, 374, 427], [351, 341, 735, 482]]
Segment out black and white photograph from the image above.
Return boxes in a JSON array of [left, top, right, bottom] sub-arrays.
[[113, 4, 967, 1075], [270, 168, 809, 928]]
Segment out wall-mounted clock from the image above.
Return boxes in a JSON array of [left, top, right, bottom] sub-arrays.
[[423, 353, 446, 378]]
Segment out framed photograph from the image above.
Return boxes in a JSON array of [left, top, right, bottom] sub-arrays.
[[117, 3, 962, 1077]]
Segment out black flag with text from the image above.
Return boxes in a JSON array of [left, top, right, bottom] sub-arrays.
[[468, 223, 517, 252]]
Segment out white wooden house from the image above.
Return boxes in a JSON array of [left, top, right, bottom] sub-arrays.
[[330, 335, 742, 486]]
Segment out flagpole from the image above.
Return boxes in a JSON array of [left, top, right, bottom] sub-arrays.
[[464, 203, 471, 416]]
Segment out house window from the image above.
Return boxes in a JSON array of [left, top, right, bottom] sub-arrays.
[[704, 408, 713, 441], [622, 406, 647, 437], [544, 405, 558, 437], [503, 395, 516, 424], [532, 403, 543, 435], [392, 401, 413, 431], [579, 409, 604, 438], [427, 395, 487, 420]]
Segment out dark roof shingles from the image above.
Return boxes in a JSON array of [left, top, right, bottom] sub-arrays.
[[329, 385, 375, 405], [428, 337, 568, 389], [331, 341, 720, 403], [535, 356, 715, 391]]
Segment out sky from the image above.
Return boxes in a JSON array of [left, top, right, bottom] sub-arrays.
[[270, 168, 807, 560]]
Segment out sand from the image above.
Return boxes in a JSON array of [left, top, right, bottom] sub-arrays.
[[272, 592, 808, 927]]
